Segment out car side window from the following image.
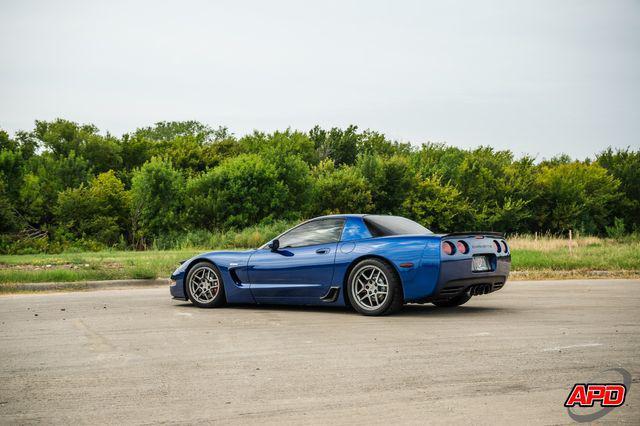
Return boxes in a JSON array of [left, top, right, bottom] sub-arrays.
[[278, 219, 345, 248]]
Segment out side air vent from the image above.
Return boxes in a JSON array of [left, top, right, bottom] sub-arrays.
[[320, 287, 340, 303], [228, 268, 242, 285]]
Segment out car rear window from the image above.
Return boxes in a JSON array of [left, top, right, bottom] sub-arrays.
[[363, 215, 432, 237]]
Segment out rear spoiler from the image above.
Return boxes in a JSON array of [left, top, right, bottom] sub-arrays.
[[442, 231, 505, 238]]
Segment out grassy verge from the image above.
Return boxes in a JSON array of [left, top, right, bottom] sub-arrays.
[[0, 236, 638, 290], [508, 235, 640, 278], [0, 250, 200, 285]]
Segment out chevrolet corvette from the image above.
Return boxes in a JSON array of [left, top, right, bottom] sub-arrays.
[[170, 214, 511, 316]]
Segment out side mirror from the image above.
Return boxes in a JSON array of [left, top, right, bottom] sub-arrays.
[[268, 239, 280, 252]]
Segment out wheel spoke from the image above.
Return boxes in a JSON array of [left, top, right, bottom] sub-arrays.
[[368, 294, 377, 306], [189, 266, 221, 304], [351, 265, 391, 312]]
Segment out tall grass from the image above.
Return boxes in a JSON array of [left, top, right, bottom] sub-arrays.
[[509, 234, 640, 271], [151, 220, 296, 250], [508, 234, 604, 252]]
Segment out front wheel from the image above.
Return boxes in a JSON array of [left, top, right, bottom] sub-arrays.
[[185, 262, 226, 308], [347, 259, 404, 316], [432, 292, 472, 307]]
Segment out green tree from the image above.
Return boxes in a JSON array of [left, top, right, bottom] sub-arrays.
[[17, 173, 48, 226], [411, 143, 467, 183], [55, 171, 130, 245], [187, 155, 273, 229], [0, 145, 25, 202], [186, 153, 311, 229], [0, 130, 16, 151], [130, 157, 185, 242], [402, 175, 471, 232], [10, 151, 91, 232], [311, 160, 373, 215], [0, 133, 25, 232], [534, 162, 621, 233], [597, 147, 640, 231], [158, 135, 213, 174], [32, 119, 122, 173], [3, 119, 639, 252], [0, 178, 17, 233], [239, 130, 317, 165], [133, 121, 217, 143], [33, 119, 96, 157], [83, 134, 123, 173], [358, 154, 414, 215], [309, 125, 359, 165], [491, 157, 538, 232], [358, 130, 412, 157]]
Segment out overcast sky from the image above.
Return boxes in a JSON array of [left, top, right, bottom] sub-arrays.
[[1, 0, 638, 159]]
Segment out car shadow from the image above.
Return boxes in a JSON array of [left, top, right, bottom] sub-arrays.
[[173, 302, 352, 315], [397, 303, 512, 317], [172, 301, 512, 317]]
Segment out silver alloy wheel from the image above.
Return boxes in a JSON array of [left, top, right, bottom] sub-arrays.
[[351, 265, 389, 311], [188, 266, 220, 304]]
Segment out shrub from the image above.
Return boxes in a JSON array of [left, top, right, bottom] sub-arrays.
[[311, 160, 373, 215], [185, 154, 310, 229], [534, 162, 621, 234], [55, 171, 130, 245], [402, 175, 471, 232], [130, 157, 184, 243], [358, 154, 413, 215], [606, 218, 626, 240]]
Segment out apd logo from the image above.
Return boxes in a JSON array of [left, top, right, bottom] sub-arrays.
[[564, 368, 631, 422]]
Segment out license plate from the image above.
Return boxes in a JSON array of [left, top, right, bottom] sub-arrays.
[[472, 255, 491, 272]]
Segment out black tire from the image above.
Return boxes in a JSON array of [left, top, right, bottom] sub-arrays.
[[347, 258, 404, 316], [185, 261, 226, 308], [432, 292, 472, 307]]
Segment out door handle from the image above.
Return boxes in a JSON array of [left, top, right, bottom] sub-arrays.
[[316, 248, 330, 254]]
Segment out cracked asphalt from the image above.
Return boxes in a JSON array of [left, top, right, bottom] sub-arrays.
[[1, 279, 638, 424]]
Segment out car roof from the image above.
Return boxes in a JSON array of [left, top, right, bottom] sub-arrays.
[[311, 214, 367, 220]]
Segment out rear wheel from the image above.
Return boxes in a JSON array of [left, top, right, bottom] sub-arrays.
[[347, 259, 403, 316], [432, 292, 472, 307], [185, 262, 226, 308]]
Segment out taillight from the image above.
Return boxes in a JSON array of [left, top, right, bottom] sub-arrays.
[[501, 240, 508, 253], [493, 240, 502, 253], [442, 241, 455, 255], [456, 240, 469, 254]]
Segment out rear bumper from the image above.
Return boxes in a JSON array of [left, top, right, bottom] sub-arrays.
[[436, 275, 507, 300], [424, 255, 510, 302]]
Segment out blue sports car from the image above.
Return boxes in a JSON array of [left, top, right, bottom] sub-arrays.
[[170, 214, 511, 316]]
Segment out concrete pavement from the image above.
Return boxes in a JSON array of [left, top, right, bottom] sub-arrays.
[[0, 280, 638, 424]]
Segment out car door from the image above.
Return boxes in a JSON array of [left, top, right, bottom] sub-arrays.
[[247, 218, 344, 302]]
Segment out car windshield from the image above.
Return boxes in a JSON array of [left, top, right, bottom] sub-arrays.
[[363, 215, 432, 237]]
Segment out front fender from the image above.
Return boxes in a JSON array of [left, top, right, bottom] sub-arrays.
[[170, 250, 257, 303]]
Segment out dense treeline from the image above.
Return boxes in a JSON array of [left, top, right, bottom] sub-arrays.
[[0, 119, 638, 253]]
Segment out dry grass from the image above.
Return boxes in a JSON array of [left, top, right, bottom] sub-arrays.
[[509, 235, 640, 279], [510, 269, 640, 281], [508, 234, 604, 252]]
